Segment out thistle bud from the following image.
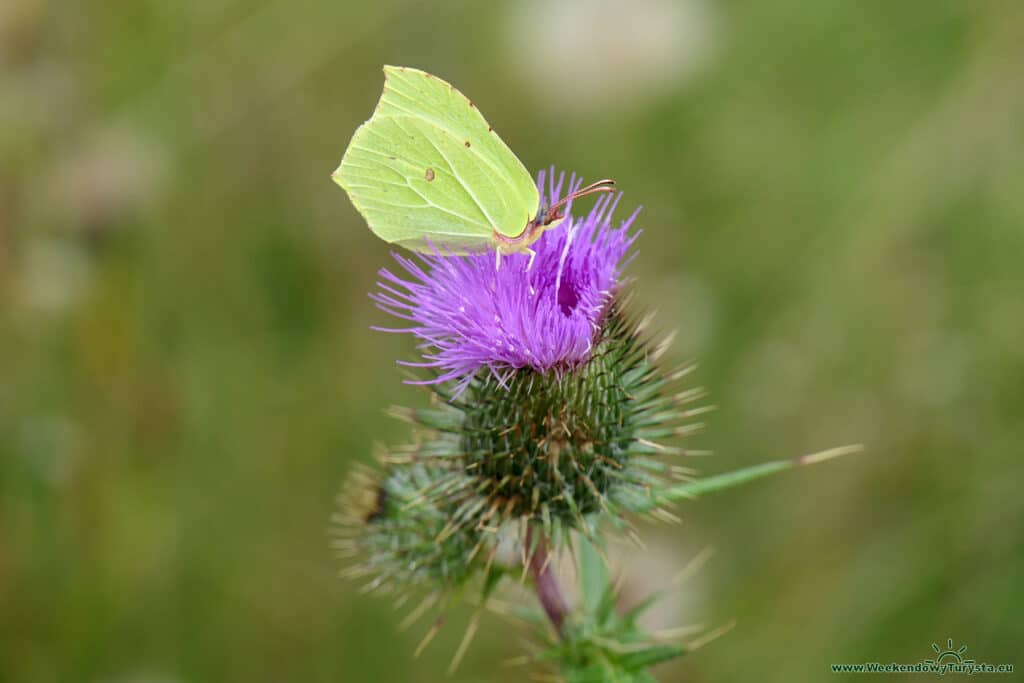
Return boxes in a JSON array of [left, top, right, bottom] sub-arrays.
[[333, 461, 489, 595]]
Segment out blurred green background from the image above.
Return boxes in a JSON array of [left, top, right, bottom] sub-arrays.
[[3, 1, 1022, 681]]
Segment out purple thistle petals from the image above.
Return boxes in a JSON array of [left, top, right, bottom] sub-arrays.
[[370, 169, 640, 393]]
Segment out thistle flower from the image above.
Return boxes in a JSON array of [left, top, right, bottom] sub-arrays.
[[372, 170, 638, 394], [345, 171, 704, 551]]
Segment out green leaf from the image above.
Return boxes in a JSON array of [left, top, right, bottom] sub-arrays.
[[481, 563, 505, 601], [620, 593, 660, 626], [641, 444, 863, 511], [614, 644, 686, 671], [578, 535, 610, 617]]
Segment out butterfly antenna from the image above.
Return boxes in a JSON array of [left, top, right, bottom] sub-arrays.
[[546, 179, 616, 217]]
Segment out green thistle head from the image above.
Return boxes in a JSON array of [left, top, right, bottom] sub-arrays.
[[392, 305, 704, 537], [333, 462, 491, 595]]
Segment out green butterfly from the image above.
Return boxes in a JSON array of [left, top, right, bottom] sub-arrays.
[[332, 66, 614, 266]]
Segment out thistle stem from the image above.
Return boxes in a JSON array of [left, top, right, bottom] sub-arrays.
[[526, 524, 569, 637]]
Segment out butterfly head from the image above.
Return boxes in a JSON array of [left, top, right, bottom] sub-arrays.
[[494, 179, 617, 255]]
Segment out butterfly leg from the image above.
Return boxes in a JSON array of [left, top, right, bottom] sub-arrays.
[[525, 248, 536, 272], [495, 249, 502, 271]]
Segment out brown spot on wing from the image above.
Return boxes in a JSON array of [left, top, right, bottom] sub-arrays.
[[425, 168, 436, 181], [464, 141, 471, 148]]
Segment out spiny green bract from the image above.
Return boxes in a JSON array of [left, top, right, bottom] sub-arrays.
[[452, 308, 700, 525], [525, 536, 691, 682], [332, 463, 491, 595], [537, 592, 688, 683]]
